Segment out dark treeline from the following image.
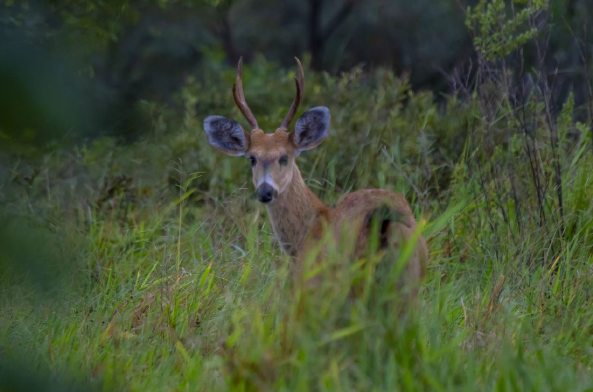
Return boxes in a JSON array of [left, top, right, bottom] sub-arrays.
[[1, 0, 591, 135], [2, 1, 593, 391]]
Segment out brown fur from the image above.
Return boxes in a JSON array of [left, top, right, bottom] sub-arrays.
[[209, 126, 428, 290], [205, 57, 427, 291], [248, 129, 298, 194], [262, 159, 428, 284], [241, 129, 427, 282]]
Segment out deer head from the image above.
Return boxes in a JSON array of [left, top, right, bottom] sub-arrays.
[[204, 57, 331, 203]]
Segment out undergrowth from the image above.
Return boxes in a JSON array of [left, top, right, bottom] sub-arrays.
[[1, 1, 593, 391]]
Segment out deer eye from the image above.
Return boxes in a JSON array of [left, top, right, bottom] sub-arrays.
[[279, 155, 288, 166], [249, 156, 257, 167]]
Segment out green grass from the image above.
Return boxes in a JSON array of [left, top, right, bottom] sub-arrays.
[[2, 137, 593, 391], [2, 58, 593, 391]]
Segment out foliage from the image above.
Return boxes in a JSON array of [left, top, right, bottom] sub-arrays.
[[2, 0, 593, 391], [466, 0, 547, 61]]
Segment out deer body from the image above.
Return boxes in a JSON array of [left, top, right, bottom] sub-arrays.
[[204, 58, 428, 285], [264, 163, 327, 257], [264, 160, 427, 280]]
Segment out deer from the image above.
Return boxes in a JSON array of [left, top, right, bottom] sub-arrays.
[[203, 57, 428, 290]]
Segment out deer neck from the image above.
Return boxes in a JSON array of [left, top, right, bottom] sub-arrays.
[[264, 164, 328, 257]]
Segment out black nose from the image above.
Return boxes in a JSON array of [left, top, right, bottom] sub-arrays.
[[256, 183, 277, 203]]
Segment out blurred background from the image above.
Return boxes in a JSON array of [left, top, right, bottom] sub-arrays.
[[1, 1, 593, 391], [1, 0, 591, 143], [1, 0, 466, 146]]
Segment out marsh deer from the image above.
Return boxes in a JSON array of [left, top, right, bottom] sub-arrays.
[[204, 58, 428, 286]]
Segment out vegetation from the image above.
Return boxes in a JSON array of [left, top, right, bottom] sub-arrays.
[[1, 0, 593, 391]]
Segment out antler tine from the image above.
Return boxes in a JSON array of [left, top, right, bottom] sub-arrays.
[[280, 57, 305, 130], [233, 57, 259, 131]]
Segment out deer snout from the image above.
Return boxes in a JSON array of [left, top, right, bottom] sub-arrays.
[[256, 183, 278, 203]]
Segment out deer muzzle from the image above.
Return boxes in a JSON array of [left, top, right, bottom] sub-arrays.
[[256, 183, 278, 203]]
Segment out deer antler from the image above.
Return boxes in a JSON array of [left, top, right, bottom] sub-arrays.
[[233, 57, 259, 131], [280, 57, 305, 130]]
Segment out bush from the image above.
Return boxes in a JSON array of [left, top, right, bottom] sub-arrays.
[[1, 1, 593, 390]]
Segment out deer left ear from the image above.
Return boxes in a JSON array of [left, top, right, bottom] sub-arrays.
[[291, 106, 330, 152], [204, 115, 251, 156]]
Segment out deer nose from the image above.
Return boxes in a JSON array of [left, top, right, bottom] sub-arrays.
[[256, 183, 277, 203]]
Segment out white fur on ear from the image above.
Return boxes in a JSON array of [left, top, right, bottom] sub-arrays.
[[204, 115, 249, 156], [293, 107, 330, 151]]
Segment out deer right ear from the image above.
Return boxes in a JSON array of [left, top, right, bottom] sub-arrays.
[[291, 107, 330, 152], [204, 116, 251, 156]]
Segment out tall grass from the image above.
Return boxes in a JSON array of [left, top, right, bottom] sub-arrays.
[[2, 2, 593, 391]]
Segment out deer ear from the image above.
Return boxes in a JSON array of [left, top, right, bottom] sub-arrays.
[[204, 116, 250, 156], [291, 107, 330, 152]]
